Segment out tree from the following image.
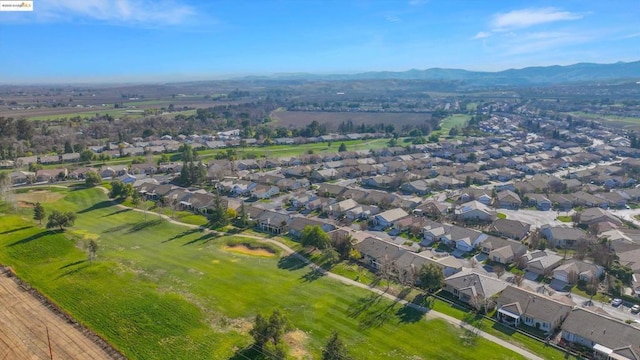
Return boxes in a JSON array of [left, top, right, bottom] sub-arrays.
[[322, 331, 351, 360], [84, 171, 102, 187], [88, 239, 98, 265], [418, 263, 444, 294], [301, 225, 331, 250], [33, 202, 45, 225], [79, 149, 94, 162], [46, 210, 76, 231], [338, 143, 347, 152], [249, 309, 292, 355], [493, 264, 505, 279], [108, 180, 133, 199]]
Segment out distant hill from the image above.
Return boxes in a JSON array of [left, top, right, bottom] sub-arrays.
[[245, 61, 640, 85]]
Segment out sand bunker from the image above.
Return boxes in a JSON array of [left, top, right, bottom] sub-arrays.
[[223, 244, 276, 257]]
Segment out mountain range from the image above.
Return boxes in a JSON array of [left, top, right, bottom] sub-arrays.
[[244, 60, 640, 85]]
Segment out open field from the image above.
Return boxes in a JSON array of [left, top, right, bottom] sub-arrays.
[[567, 111, 640, 130], [0, 188, 525, 360], [0, 273, 114, 360], [270, 110, 433, 131]]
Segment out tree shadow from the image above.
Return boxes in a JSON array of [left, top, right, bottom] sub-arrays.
[[56, 263, 90, 279], [396, 304, 424, 323], [0, 226, 33, 234], [163, 228, 203, 243], [8, 230, 55, 247], [102, 223, 132, 233], [77, 200, 115, 214], [102, 208, 132, 217], [277, 254, 307, 271], [126, 219, 164, 234], [59, 259, 87, 269], [346, 292, 399, 329], [182, 232, 218, 246], [230, 344, 264, 360], [347, 293, 384, 318], [300, 268, 326, 282]]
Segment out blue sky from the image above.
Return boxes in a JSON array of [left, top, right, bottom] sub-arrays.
[[1, 0, 639, 83]]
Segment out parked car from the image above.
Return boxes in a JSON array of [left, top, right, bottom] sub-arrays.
[[612, 298, 623, 307], [631, 304, 640, 314]]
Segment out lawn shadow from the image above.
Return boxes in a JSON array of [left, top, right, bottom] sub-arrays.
[[396, 305, 425, 323], [0, 225, 33, 234], [229, 344, 265, 360], [300, 268, 326, 282], [77, 200, 115, 214], [102, 223, 132, 233], [163, 228, 203, 243], [102, 208, 132, 217], [59, 259, 87, 269], [347, 292, 399, 329], [56, 263, 91, 279], [492, 321, 516, 335], [277, 254, 308, 271], [8, 230, 55, 247], [182, 232, 218, 246], [125, 219, 164, 234]]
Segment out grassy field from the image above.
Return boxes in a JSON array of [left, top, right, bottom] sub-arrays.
[[431, 114, 471, 137], [567, 111, 640, 130], [0, 188, 525, 360], [270, 110, 434, 132]]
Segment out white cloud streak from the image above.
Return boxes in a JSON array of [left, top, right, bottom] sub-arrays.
[[491, 7, 582, 31], [35, 0, 196, 26]]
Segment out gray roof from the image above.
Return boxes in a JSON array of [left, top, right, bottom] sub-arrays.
[[445, 270, 509, 299], [562, 308, 640, 358], [497, 286, 572, 324], [490, 219, 530, 238]]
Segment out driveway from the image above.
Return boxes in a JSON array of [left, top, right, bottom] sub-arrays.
[[498, 209, 574, 229]]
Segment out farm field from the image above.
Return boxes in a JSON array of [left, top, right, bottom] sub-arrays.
[[270, 110, 434, 131], [0, 274, 115, 360], [566, 111, 640, 130], [0, 187, 525, 360]]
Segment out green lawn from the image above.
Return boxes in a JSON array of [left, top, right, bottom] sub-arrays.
[[497, 213, 507, 219], [0, 189, 525, 360], [556, 215, 572, 223], [432, 114, 471, 137]]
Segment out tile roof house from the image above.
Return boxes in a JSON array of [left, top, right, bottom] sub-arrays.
[[288, 217, 336, 239], [422, 222, 488, 252], [540, 225, 591, 249], [578, 207, 623, 227], [496, 286, 572, 335], [561, 308, 640, 360], [496, 190, 522, 209], [373, 208, 410, 228], [552, 260, 604, 284], [489, 219, 531, 240], [525, 250, 564, 276], [480, 237, 527, 265], [455, 200, 495, 222], [443, 270, 509, 306]]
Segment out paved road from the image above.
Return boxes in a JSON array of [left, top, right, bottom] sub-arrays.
[[499, 208, 574, 229]]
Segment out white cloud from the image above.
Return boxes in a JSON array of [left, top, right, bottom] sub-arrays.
[[473, 31, 491, 39], [499, 31, 593, 55], [35, 0, 196, 26], [491, 7, 582, 31]]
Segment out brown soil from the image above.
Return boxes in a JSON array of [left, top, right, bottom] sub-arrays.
[[0, 268, 125, 360]]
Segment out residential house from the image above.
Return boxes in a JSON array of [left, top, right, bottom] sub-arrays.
[[480, 237, 527, 265], [36, 168, 67, 182], [311, 168, 339, 182], [496, 286, 572, 335], [443, 270, 509, 307], [288, 217, 336, 239], [325, 199, 359, 218], [401, 180, 430, 195], [373, 208, 410, 229], [8, 171, 34, 185], [489, 219, 531, 240], [356, 237, 405, 270], [541, 225, 590, 249], [526, 193, 552, 211], [561, 308, 640, 360], [255, 211, 290, 234], [578, 207, 623, 227], [496, 190, 522, 209], [525, 250, 564, 276], [455, 201, 495, 222], [422, 223, 488, 252], [250, 185, 280, 199], [552, 260, 604, 284]]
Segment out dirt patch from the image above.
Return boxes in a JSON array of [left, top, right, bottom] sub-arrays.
[[284, 330, 310, 359], [14, 190, 64, 205], [223, 244, 276, 257], [0, 267, 124, 359]]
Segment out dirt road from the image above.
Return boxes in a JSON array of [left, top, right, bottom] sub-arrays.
[[0, 274, 115, 360]]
